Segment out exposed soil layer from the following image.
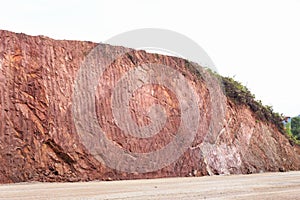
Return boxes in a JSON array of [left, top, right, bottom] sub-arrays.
[[0, 30, 299, 183]]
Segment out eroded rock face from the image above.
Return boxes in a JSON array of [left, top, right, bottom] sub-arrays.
[[0, 30, 299, 183]]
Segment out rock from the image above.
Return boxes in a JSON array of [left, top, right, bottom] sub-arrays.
[[0, 30, 299, 183]]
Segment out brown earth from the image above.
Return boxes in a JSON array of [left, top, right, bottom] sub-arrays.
[[0, 30, 299, 183]]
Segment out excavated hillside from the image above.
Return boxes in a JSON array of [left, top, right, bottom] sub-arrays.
[[0, 30, 299, 183]]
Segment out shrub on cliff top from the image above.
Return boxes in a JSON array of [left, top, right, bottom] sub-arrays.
[[194, 66, 285, 134], [221, 76, 284, 133]]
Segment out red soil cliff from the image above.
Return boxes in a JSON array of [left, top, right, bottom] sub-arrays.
[[0, 30, 299, 183]]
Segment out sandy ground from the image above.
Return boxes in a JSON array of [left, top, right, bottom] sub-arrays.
[[0, 171, 300, 200]]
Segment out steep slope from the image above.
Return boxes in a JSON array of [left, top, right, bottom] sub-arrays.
[[0, 30, 299, 183]]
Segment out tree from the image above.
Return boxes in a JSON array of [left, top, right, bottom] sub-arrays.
[[285, 121, 292, 135], [291, 116, 300, 139]]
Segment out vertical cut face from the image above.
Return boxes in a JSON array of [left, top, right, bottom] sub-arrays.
[[72, 45, 212, 173]]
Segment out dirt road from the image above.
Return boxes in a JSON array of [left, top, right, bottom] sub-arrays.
[[1, 171, 300, 200]]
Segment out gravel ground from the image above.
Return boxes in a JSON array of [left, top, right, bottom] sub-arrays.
[[1, 171, 300, 200]]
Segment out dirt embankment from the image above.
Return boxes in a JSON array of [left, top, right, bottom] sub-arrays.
[[0, 30, 299, 183]]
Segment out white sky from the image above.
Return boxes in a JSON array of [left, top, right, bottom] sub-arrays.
[[1, 0, 299, 116]]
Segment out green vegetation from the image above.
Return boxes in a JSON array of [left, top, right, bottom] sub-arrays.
[[291, 117, 300, 138], [285, 121, 292, 135], [221, 76, 300, 146], [290, 116, 300, 142], [285, 119, 300, 145], [218, 73, 300, 145], [201, 67, 284, 132], [184, 63, 299, 145], [285, 121, 300, 145], [220, 76, 284, 133]]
